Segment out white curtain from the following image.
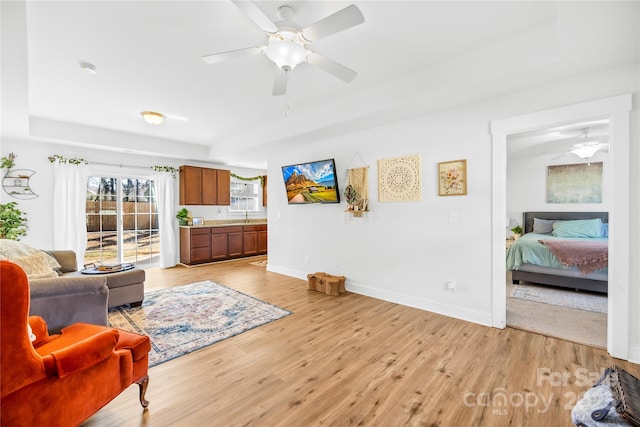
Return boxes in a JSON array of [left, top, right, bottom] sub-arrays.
[[153, 170, 178, 268], [52, 161, 89, 268]]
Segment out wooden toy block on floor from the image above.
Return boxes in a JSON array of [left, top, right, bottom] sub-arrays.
[[307, 272, 346, 296]]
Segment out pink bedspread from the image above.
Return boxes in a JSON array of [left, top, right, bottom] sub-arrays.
[[539, 239, 608, 274]]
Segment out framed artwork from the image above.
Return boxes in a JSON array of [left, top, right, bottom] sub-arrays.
[[377, 154, 422, 202], [191, 217, 205, 226], [438, 159, 467, 196], [547, 162, 603, 203]]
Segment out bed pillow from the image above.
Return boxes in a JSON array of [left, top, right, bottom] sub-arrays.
[[552, 218, 604, 238], [601, 223, 609, 237], [532, 218, 556, 234]]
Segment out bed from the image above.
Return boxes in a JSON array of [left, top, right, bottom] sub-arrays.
[[506, 211, 608, 294]]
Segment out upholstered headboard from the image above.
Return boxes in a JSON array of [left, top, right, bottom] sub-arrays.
[[522, 211, 609, 234]]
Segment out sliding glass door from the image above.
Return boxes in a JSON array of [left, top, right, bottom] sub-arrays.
[[85, 176, 160, 267]]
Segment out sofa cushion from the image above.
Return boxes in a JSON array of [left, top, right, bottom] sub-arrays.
[[68, 268, 145, 289]]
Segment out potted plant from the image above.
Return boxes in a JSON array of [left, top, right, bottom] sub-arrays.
[[0, 201, 28, 240], [510, 224, 523, 240], [176, 208, 190, 226]]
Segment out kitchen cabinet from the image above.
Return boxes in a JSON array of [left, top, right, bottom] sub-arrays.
[[244, 224, 267, 255], [180, 227, 211, 264], [258, 227, 268, 254], [262, 175, 267, 206], [179, 166, 230, 206], [227, 227, 244, 258], [180, 224, 266, 265]]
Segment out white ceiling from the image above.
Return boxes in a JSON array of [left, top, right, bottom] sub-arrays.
[[2, 1, 638, 169], [507, 118, 610, 160]]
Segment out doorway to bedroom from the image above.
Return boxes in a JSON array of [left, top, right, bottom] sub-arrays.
[[490, 93, 632, 360], [504, 119, 610, 348]]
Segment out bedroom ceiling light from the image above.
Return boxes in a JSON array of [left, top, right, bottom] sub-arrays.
[[141, 111, 165, 125], [571, 142, 607, 159], [570, 128, 608, 159]]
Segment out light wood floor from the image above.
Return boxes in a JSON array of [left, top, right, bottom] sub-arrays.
[[83, 256, 638, 427]]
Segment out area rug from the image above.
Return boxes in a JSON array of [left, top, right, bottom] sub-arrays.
[[108, 281, 291, 367], [510, 283, 607, 313]]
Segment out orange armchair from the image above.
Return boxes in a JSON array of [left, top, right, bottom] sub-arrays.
[[0, 260, 151, 427]]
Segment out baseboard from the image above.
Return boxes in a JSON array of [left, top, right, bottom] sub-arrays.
[[267, 265, 493, 327], [628, 345, 640, 364], [266, 265, 308, 281], [347, 280, 493, 327]]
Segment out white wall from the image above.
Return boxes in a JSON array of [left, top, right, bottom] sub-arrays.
[[266, 63, 639, 356], [0, 139, 266, 250], [506, 151, 610, 233]]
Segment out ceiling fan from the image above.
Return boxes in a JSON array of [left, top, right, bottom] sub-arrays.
[[202, 1, 365, 96], [552, 128, 609, 160]]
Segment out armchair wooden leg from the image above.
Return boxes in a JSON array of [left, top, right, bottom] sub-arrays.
[[137, 375, 149, 408]]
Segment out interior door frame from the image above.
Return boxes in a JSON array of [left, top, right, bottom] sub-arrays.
[[490, 94, 632, 360]]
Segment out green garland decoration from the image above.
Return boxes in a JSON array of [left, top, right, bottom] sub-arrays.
[[230, 173, 265, 187], [151, 165, 178, 178], [48, 154, 88, 165]]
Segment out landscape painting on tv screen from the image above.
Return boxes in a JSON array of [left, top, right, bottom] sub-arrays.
[[281, 159, 340, 204]]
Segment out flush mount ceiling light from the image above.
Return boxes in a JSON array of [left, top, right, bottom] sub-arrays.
[[140, 111, 165, 125]]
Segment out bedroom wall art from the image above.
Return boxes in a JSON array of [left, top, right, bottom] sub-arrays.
[[546, 162, 603, 203], [377, 154, 422, 202], [438, 159, 467, 196]]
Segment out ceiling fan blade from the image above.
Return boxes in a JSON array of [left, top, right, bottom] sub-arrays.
[[231, 0, 278, 33], [301, 4, 364, 41], [272, 66, 287, 96], [307, 53, 357, 82], [202, 46, 263, 64]]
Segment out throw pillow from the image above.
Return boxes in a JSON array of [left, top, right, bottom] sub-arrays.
[[0, 240, 61, 271], [12, 252, 59, 279]]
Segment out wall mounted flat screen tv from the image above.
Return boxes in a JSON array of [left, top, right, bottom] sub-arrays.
[[281, 159, 340, 204]]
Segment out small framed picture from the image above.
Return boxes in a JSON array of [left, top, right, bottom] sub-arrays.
[[191, 217, 205, 226], [438, 159, 467, 196]]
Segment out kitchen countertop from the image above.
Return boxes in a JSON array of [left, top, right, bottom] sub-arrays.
[[180, 219, 267, 228]]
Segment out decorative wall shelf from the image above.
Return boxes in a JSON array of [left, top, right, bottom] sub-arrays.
[[2, 169, 38, 200]]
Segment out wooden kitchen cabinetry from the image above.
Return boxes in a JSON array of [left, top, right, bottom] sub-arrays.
[[243, 224, 267, 255], [179, 165, 230, 205], [258, 226, 267, 254], [227, 227, 244, 258], [180, 224, 267, 265], [180, 227, 211, 265]]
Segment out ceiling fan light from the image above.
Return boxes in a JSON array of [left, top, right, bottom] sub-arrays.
[[571, 145, 601, 159], [141, 111, 165, 125], [265, 39, 307, 70]]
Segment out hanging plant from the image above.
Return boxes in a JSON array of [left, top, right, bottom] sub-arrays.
[[151, 165, 178, 178], [47, 154, 87, 165], [230, 173, 265, 186]]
